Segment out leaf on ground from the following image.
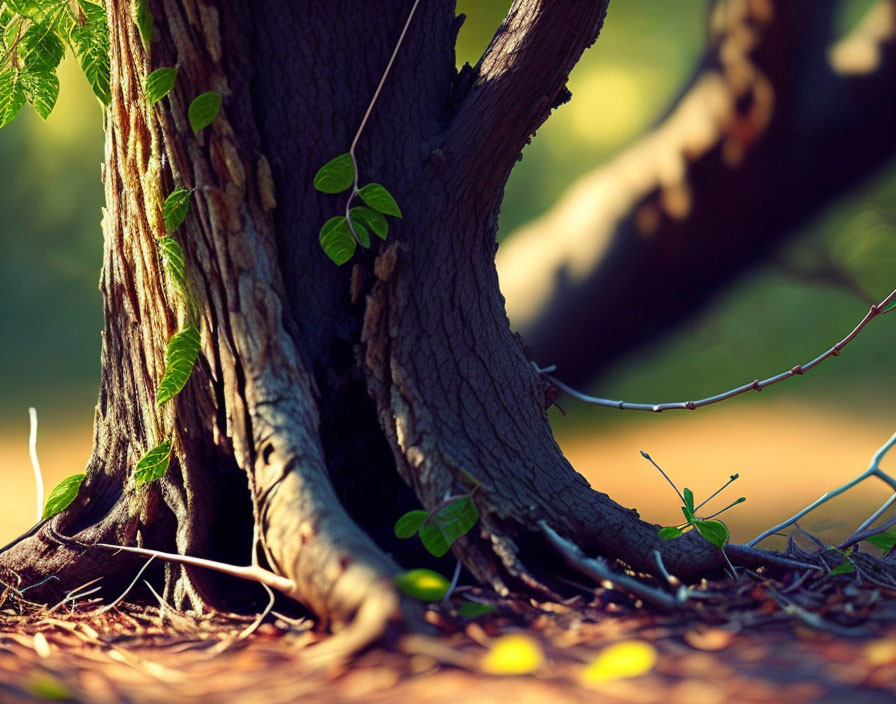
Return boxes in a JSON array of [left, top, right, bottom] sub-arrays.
[[866, 531, 896, 552], [134, 439, 173, 485], [42, 474, 86, 520], [156, 324, 201, 405], [458, 601, 495, 619], [830, 561, 855, 575], [481, 635, 544, 675], [394, 568, 449, 602], [580, 640, 657, 685]]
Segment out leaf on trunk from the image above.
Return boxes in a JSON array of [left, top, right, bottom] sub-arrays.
[[162, 187, 192, 232], [394, 568, 449, 602], [458, 601, 494, 619], [69, 1, 111, 105], [419, 495, 479, 557], [394, 510, 428, 539], [134, 0, 153, 44], [319, 216, 356, 265], [0, 69, 26, 129], [313, 153, 354, 194], [134, 439, 172, 485], [358, 183, 401, 217], [156, 324, 201, 405], [20, 68, 58, 119], [657, 525, 683, 540], [145, 67, 177, 105], [188, 91, 221, 132], [829, 561, 855, 575], [157, 236, 186, 295], [866, 531, 896, 552], [42, 473, 86, 519], [693, 519, 729, 548], [349, 206, 388, 240]]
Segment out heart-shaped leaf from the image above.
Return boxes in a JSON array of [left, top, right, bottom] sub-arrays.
[[358, 183, 401, 217], [313, 153, 354, 194], [394, 510, 428, 539], [188, 91, 221, 132]]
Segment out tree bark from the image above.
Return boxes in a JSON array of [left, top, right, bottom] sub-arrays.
[[0, 0, 787, 650], [499, 0, 896, 385]]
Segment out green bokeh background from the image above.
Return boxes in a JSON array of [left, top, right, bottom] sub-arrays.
[[0, 2, 893, 543]]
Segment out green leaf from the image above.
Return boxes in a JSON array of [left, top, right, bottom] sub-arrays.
[[866, 532, 896, 552], [0, 69, 26, 129], [348, 217, 370, 248], [319, 216, 356, 265], [693, 520, 729, 548], [683, 488, 694, 513], [19, 23, 64, 72], [188, 90, 221, 132], [657, 526, 683, 540], [883, 299, 896, 314], [458, 601, 495, 619], [830, 561, 855, 575], [158, 236, 186, 295], [145, 66, 177, 105], [70, 2, 111, 105], [394, 568, 449, 602], [162, 187, 192, 232], [156, 324, 201, 405], [419, 496, 479, 557], [350, 206, 388, 240], [42, 474, 86, 519], [134, 439, 172, 485], [681, 505, 695, 523], [313, 153, 354, 194], [134, 0, 153, 44], [394, 510, 428, 539], [20, 68, 58, 119], [358, 183, 401, 217]]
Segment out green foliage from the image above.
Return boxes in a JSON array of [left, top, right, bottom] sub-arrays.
[[187, 90, 220, 132], [134, 438, 172, 485], [313, 153, 354, 194], [134, 0, 153, 44], [162, 186, 192, 232], [458, 601, 495, 619], [692, 519, 729, 548], [866, 531, 896, 553], [394, 509, 428, 538], [350, 206, 387, 240], [358, 183, 402, 217], [145, 66, 177, 105], [42, 473, 85, 519], [319, 215, 356, 265], [158, 236, 186, 295], [657, 526, 683, 540], [829, 561, 855, 575], [156, 323, 201, 405], [394, 568, 450, 602], [0, 0, 111, 126], [394, 494, 480, 558]]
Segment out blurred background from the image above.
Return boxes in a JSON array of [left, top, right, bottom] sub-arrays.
[[0, 0, 894, 549]]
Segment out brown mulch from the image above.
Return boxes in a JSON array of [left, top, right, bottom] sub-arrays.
[[2, 559, 896, 703]]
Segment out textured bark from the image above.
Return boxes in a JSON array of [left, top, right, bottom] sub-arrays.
[[499, 0, 896, 385], [0, 0, 792, 648]]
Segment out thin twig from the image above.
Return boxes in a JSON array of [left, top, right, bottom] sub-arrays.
[[640, 451, 686, 505], [238, 583, 275, 640], [97, 556, 156, 614], [95, 543, 296, 594], [538, 287, 896, 412], [839, 513, 896, 551], [539, 521, 687, 610], [442, 560, 462, 606], [695, 474, 739, 512], [748, 431, 896, 547], [28, 407, 43, 523]]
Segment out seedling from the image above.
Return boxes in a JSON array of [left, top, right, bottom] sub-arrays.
[[642, 451, 745, 576]]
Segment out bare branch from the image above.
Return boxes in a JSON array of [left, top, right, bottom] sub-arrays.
[[539, 287, 895, 413]]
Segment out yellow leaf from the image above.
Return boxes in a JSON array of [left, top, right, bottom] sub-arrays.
[[581, 640, 657, 684], [481, 634, 544, 675]]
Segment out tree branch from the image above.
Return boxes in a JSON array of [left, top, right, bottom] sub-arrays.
[[445, 0, 609, 213], [498, 0, 896, 385]]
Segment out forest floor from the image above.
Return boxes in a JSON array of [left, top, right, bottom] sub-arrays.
[[2, 565, 896, 704]]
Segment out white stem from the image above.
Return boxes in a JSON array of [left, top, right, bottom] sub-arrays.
[[28, 407, 43, 522]]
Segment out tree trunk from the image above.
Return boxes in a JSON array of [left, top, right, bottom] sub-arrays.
[[0, 0, 776, 649]]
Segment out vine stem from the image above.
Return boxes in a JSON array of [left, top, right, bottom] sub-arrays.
[[28, 407, 43, 523], [747, 431, 896, 547], [344, 0, 421, 241], [537, 287, 896, 412]]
